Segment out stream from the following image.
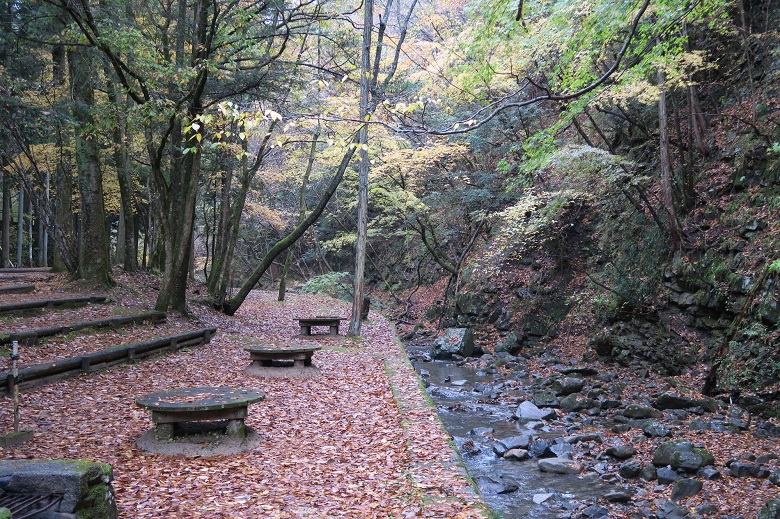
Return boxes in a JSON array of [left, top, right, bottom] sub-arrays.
[[405, 341, 616, 518]]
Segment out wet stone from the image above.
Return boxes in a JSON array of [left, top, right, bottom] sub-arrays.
[[503, 448, 529, 461], [493, 434, 532, 456], [515, 400, 556, 421], [528, 438, 555, 458], [538, 457, 582, 474], [565, 433, 603, 444], [582, 505, 609, 518], [469, 427, 495, 437], [549, 442, 573, 458]]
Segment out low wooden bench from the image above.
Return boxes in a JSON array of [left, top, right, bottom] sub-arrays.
[[135, 386, 264, 440], [243, 344, 321, 378], [296, 316, 344, 336]]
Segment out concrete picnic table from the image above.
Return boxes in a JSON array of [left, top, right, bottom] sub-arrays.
[[295, 316, 344, 336], [135, 386, 264, 440]]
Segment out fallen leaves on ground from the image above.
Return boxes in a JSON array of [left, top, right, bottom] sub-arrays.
[[0, 284, 488, 519]]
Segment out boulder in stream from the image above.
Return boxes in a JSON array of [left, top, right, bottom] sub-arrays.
[[430, 328, 475, 359], [538, 458, 581, 474], [514, 400, 556, 421]]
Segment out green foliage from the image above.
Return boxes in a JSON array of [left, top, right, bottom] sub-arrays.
[[297, 272, 353, 301], [720, 324, 780, 392]]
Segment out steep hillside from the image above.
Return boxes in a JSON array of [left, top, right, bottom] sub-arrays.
[[405, 2, 780, 415]]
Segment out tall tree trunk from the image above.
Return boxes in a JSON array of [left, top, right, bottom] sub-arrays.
[[51, 43, 77, 273], [69, 46, 113, 285], [658, 68, 682, 252], [1, 172, 10, 267], [348, 0, 372, 335], [106, 63, 138, 271], [279, 132, 319, 301], [16, 186, 23, 267]]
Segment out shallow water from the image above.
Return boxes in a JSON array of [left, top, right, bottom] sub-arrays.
[[407, 343, 614, 518]]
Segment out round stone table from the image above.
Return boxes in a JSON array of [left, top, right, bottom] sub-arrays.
[[135, 386, 265, 440]]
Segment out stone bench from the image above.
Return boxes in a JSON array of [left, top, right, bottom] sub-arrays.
[[243, 344, 321, 378], [295, 316, 344, 336]]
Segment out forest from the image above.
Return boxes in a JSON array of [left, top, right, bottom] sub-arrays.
[[1, 0, 779, 401]]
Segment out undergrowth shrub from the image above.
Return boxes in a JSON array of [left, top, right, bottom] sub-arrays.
[[297, 272, 353, 301]]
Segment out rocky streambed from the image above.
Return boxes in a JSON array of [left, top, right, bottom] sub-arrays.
[[404, 336, 780, 519]]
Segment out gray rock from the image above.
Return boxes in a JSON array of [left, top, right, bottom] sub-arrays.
[[695, 504, 719, 515], [619, 460, 642, 478], [758, 499, 780, 519], [643, 421, 672, 438], [565, 433, 603, 444], [657, 499, 688, 518], [493, 434, 532, 456], [657, 466, 682, 484], [653, 439, 715, 471], [515, 401, 556, 421], [560, 393, 597, 412], [504, 448, 530, 461], [549, 442, 573, 458], [469, 427, 495, 437], [671, 478, 703, 501], [612, 424, 632, 433], [474, 475, 519, 495], [532, 492, 554, 504], [639, 464, 657, 481], [770, 470, 780, 486], [604, 489, 632, 503], [532, 390, 560, 408], [623, 404, 662, 419], [560, 366, 598, 376], [655, 392, 700, 410], [729, 461, 769, 478], [552, 376, 586, 396], [697, 466, 721, 480], [495, 331, 523, 355], [606, 445, 637, 459], [430, 328, 475, 359], [538, 458, 581, 474], [581, 505, 609, 518], [757, 453, 779, 465], [528, 438, 555, 458]]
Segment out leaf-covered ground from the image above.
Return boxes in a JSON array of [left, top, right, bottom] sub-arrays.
[[0, 275, 489, 518]]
